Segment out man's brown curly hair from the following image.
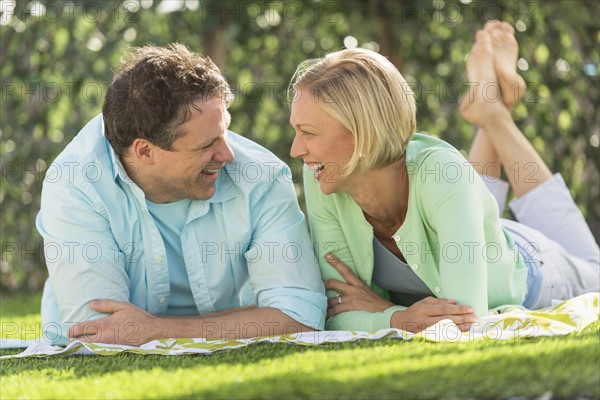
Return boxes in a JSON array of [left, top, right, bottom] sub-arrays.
[[102, 43, 233, 156]]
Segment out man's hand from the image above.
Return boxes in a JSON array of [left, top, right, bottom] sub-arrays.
[[324, 253, 395, 317], [68, 300, 158, 346]]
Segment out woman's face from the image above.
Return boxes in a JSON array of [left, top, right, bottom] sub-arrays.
[[289, 89, 356, 195]]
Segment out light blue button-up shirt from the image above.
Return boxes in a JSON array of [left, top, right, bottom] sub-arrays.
[[37, 115, 326, 342]]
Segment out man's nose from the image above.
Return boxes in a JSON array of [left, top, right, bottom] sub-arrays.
[[213, 136, 235, 163]]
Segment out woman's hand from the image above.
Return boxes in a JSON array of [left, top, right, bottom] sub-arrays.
[[391, 297, 477, 333], [324, 253, 478, 333], [324, 253, 394, 317]]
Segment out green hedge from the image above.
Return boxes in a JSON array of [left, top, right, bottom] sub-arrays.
[[1, 0, 598, 292]]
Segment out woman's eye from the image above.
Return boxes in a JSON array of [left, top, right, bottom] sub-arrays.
[[301, 130, 313, 136]]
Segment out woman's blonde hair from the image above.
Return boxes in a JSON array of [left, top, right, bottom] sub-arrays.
[[289, 48, 416, 177]]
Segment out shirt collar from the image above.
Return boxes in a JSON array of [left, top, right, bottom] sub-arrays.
[[105, 137, 131, 182], [184, 164, 240, 221], [209, 164, 239, 203]]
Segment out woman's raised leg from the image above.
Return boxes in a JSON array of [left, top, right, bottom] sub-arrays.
[[464, 21, 551, 199], [461, 24, 599, 263]]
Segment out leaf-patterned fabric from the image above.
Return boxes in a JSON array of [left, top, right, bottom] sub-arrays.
[[3, 293, 598, 359]]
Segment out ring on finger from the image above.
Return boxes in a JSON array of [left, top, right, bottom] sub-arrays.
[[336, 293, 343, 305]]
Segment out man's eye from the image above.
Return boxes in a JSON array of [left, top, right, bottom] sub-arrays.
[[199, 141, 216, 151]]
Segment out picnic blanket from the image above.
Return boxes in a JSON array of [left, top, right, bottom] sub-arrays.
[[2, 292, 598, 359]]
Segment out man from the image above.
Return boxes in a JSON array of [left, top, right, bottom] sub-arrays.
[[37, 44, 326, 346]]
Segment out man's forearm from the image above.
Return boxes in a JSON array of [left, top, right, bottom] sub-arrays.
[[151, 307, 315, 340], [70, 301, 318, 345], [158, 305, 256, 319]]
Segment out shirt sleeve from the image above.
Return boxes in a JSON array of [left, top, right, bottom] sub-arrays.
[[303, 166, 406, 332], [36, 172, 130, 338], [245, 165, 327, 330]]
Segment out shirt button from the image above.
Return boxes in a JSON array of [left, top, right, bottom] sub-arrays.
[[159, 298, 166, 304], [434, 287, 441, 293], [154, 255, 162, 263], [393, 235, 401, 241], [411, 264, 419, 270]]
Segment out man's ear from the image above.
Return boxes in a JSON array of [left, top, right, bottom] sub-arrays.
[[129, 138, 155, 164]]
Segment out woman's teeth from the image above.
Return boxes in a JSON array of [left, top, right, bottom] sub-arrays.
[[307, 163, 325, 180]]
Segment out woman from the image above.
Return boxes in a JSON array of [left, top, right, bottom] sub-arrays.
[[289, 21, 599, 333]]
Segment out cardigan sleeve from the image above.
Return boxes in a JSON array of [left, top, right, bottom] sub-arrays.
[[417, 148, 496, 316]]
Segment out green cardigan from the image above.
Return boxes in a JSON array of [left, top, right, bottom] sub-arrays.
[[304, 133, 528, 331]]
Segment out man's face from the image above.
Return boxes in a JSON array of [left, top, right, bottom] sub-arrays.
[[145, 97, 235, 203]]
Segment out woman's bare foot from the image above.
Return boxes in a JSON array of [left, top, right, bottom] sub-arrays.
[[484, 20, 526, 109], [460, 30, 509, 127]]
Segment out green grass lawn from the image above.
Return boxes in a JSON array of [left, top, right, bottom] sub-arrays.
[[1, 293, 599, 399]]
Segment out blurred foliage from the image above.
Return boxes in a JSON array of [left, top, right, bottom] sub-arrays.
[[1, 0, 598, 293]]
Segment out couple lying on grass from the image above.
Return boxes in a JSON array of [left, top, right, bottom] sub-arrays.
[[38, 21, 599, 346]]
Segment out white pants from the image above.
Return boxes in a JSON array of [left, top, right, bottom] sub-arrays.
[[483, 174, 600, 309]]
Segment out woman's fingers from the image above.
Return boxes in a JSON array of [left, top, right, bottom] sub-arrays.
[[392, 298, 478, 333], [399, 315, 476, 333], [325, 279, 353, 308], [325, 279, 349, 310], [327, 303, 352, 318], [456, 322, 475, 332], [327, 295, 342, 309], [431, 303, 475, 317], [422, 302, 476, 322], [422, 296, 456, 305], [327, 293, 352, 309], [418, 297, 474, 315], [431, 315, 476, 332], [424, 305, 478, 332], [324, 253, 364, 286], [324, 278, 350, 293], [324, 254, 376, 314]]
